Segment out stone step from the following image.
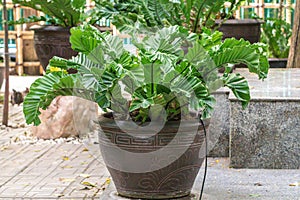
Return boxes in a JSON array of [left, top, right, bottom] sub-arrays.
[[229, 68, 300, 169]]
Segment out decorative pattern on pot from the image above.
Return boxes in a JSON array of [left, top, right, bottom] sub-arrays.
[[32, 26, 78, 70]]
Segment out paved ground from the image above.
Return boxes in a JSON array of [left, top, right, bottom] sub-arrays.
[[0, 105, 298, 200], [0, 74, 298, 199]]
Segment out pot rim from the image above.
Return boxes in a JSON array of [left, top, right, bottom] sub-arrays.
[[30, 25, 71, 32], [215, 19, 264, 25], [98, 113, 210, 129]]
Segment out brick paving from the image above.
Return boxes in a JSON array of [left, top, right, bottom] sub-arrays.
[[0, 75, 299, 199], [0, 104, 110, 199], [0, 142, 110, 199], [0, 106, 299, 200]]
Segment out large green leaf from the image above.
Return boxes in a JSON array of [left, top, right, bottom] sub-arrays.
[[12, 0, 84, 27], [222, 73, 250, 108], [142, 59, 163, 96], [70, 25, 104, 54], [23, 72, 103, 126], [213, 46, 260, 75], [185, 42, 212, 70], [23, 72, 68, 125]]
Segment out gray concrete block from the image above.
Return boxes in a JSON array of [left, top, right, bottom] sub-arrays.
[[230, 100, 300, 169], [208, 90, 230, 157]]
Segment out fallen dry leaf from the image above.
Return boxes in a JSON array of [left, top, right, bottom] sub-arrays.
[[62, 156, 69, 161], [0, 146, 9, 151], [80, 186, 92, 190], [105, 178, 111, 185], [81, 181, 97, 188], [59, 178, 75, 183], [54, 193, 64, 198], [82, 148, 89, 152], [289, 182, 300, 186], [62, 165, 73, 169], [79, 174, 91, 178], [249, 194, 261, 197]]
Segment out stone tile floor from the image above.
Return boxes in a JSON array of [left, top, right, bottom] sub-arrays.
[[0, 105, 298, 200], [0, 72, 299, 199], [232, 68, 300, 99]]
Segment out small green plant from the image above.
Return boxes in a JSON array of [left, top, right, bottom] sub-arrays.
[[23, 25, 268, 125], [261, 18, 292, 58]]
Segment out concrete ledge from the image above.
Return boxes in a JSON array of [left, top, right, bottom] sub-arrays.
[[208, 90, 230, 157], [229, 68, 300, 169], [230, 99, 300, 169]]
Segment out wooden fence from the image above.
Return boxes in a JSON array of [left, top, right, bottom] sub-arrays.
[[0, 1, 45, 75], [238, 0, 296, 23]]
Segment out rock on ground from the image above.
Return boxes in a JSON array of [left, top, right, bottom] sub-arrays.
[[31, 96, 98, 139]]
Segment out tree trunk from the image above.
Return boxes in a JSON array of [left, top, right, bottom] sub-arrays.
[[2, 0, 10, 126], [287, 0, 300, 68]]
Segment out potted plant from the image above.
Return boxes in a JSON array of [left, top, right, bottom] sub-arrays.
[[92, 0, 233, 34], [9, 0, 101, 70], [23, 24, 269, 199], [92, 0, 262, 43], [214, 0, 264, 44], [261, 18, 292, 68]]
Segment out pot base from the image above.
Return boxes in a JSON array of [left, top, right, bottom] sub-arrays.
[[118, 191, 190, 199]]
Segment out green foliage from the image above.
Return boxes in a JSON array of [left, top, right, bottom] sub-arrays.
[[9, 0, 89, 27], [261, 18, 292, 58], [24, 25, 269, 125], [92, 0, 248, 34]]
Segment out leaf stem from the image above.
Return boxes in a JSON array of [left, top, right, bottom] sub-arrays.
[[170, 63, 191, 83], [193, 0, 207, 33]]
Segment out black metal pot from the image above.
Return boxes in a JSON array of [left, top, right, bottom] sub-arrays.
[[31, 25, 77, 70], [98, 116, 210, 199]]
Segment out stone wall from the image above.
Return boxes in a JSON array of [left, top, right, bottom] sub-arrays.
[[208, 90, 230, 157], [230, 99, 300, 169]]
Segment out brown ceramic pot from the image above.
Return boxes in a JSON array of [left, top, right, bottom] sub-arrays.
[[31, 25, 77, 70], [98, 116, 210, 199]]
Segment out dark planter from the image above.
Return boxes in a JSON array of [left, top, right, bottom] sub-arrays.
[[31, 25, 77, 70], [216, 19, 264, 43], [268, 58, 287, 68], [98, 116, 210, 199]]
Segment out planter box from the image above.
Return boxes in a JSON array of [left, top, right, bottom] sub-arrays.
[[216, 19, 264, 43], [268, 58, 287, 68]]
